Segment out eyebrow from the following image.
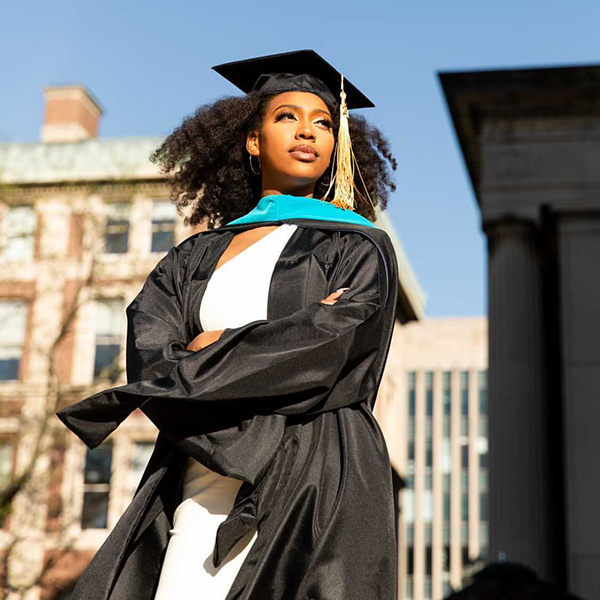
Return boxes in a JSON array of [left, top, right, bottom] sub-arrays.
[[272, 104, 332, 118]]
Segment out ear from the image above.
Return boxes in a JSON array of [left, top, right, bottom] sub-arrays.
[[246, 130, 260, 157]]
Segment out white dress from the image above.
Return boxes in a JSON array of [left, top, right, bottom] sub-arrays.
[[154, 223, 298, 600]]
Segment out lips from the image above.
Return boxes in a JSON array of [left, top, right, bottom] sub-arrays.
[[289, 144, 319, 161]]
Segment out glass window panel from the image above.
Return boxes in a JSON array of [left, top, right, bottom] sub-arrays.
[[478, 369, 488, 416], [82, 443, 112, 529], [84, 445, 112, 484], [443, 492, 451, 522], [2, 205, 36, 260], [81, 492, 109, 529], [95, 298, 123, 336], [0, 301, 27, 381], [129, 441, 154, 492], [461, 371, 469, 416], [406, 575, 413, 600], [423, 490, 433, 522], [462, 469, 469, 521], [480, 490, 488, 521], [479, 414, 488, 437], [443, 415, 451, 437], [408, 371, 416, 417], [480, 522, 489, 560], [461, 523, 468, 545], [424, 524, 432, 544], [443, 371, 451, 416], [406, 524, 414, 544], [462, 544, 470, 567], [462, 444, 469, 469], [443, 574, 452, 597], [424, 575, 432, 599], [461, 415, 469, 437], [93, 345, 121, 379], [406, 547, 414, 575], [426, 441, 433, 467], [425, 417, 433, 440], [425, 371, 433, 417], [104, 202, 129, 254], [403, 489, 414, 523], [425, 468, 433, 490], [441, 439, 452, 473], [151, 201, 176, 253], [94, 299, 123, 379]]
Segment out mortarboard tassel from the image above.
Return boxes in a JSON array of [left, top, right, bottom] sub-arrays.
[[321, 75, 376, 212], [330, 75, 355, 211]]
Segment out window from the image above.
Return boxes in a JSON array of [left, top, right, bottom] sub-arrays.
[[480, 469, 489, 522], [424, 523, 432, 544], [127, 441, 154, 499], [478, 370, 488, 415], [479, 369, 488, 437], [408, 371, 416, 418], [406, 575, 413, 600], [425, 371, 434, 417], [461, 443, 469, 469], [480, 522, 489, 560], [81, 443, 113, 529], [424, 490, 433, 522], [403, 489, 414, 524], [462, 470, 469, 521], [424, 574, 432, 599], [461, 370, 469, 436], [151, 201, 176, 253], [1, 205, 36, 260], [104, 202, 129, 254], [94, 299, 123, 380], [443, 473, 451, 521], [462, 544, 470, 568], [0, 300, 27, 381]]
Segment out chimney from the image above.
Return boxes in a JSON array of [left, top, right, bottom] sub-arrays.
[[41, 85, 104, 143]]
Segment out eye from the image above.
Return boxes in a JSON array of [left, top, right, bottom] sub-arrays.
[[274, 110, 296, 122], [317, 118, 333, 129]]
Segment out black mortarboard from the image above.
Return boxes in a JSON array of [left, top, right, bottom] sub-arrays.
[[212, 50, 375, 211], [212, 49, 374, 110]]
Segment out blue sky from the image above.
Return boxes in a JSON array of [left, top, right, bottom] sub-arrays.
[[1, 0, 598, 316]]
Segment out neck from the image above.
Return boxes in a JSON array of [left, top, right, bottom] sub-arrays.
[[260, 183, 317, 199]]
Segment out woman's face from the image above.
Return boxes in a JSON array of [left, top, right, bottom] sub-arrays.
[[246, 91, 336, 197]]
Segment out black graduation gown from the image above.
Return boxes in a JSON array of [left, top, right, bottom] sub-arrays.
[[56, 217, 400, 600]]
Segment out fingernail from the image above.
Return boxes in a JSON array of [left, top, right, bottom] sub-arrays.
[[337, 287, 350, 293]]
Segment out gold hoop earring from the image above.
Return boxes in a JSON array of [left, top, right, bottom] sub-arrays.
[[249, 154, 261, 175]]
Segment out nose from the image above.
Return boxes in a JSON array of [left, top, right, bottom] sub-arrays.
[[296, 120, 316, 141]]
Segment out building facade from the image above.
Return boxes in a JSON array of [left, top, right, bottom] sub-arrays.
[[0, 84, 426, 598], [440, 63, 600, 598], [376, 317, 488, 600]]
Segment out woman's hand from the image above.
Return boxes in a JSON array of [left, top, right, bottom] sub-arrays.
[[319, 287, 349, 305], [186, 289, 348, 351], [187, 329, 225, 352]]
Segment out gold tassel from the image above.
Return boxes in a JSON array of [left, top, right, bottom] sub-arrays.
[[330, 75, 355, 210], [320, 75, 376, 212]]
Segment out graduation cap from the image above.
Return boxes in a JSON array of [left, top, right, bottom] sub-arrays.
[[212, 50, 375, 211]]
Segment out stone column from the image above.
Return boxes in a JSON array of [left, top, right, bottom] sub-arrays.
[[485, 219, 557, 581]]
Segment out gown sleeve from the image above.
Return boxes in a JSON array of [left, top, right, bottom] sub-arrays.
[[56, 232, 396, 449]]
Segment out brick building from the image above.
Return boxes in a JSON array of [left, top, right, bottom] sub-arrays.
[[0, 84, 430, 598]]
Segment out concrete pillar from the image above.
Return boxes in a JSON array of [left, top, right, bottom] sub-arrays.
[[485, 219, 557, 581]]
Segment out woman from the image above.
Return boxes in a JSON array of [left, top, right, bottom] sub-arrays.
[[57, 50, 401, 600]]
